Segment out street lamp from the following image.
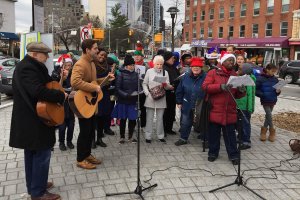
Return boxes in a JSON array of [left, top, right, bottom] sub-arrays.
[[167, 6, 179, 52]]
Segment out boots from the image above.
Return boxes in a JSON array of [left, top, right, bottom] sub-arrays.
[[260, 127, 268, 141], [268, 128, 276, 142], [95, 138, 107, 147]]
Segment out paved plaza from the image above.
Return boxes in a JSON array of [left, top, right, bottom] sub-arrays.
[[1, 102, 300, 200]]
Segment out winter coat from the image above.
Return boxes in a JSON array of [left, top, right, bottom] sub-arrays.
[[142, 68, 171, 109], [236, 74, 256, 113], [176, 71, 206, 115], [202, 68, 245, 126], [255, 73, 279, 106], [10, 55, 65, 150], [116, 69, 140, 105], [164, 62, 180, 87]]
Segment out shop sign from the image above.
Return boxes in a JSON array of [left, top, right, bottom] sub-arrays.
[[191, 39, 209, 47]]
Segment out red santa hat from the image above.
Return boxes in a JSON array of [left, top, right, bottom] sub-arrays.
[[56, 54, 73, 67], [220, 51, 236, 65]]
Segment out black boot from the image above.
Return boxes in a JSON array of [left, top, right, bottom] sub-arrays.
[[104, 128, 115, 135], [59, 142, 67, 151], [67, 141, 74, 149], [96, 138, 107, 147], [91, 140, 97, 149]]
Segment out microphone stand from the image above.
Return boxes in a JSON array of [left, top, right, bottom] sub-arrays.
[[209, 87, 266, 200], [106, 68, 157, 200]]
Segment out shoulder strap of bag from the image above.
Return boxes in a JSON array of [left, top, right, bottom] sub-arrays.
[[163, 69, 165, 76]]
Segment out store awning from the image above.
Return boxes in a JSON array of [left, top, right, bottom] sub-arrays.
[[180, 44, 192, 51], [207, 37, 289, 48], [0, 32, 19, 40], [191, 39, 211, 47]]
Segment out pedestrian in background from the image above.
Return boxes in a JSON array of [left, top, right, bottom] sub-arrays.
[[256, 63, 281, 142]]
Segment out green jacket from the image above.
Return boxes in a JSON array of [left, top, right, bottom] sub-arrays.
[[236, 74, 256, 113]]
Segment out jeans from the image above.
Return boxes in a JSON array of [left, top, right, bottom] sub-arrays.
[[179, 110, 193, 141], [77, 116, 95, 162], [239, 110, 252, 145], [24, 148, 51, 197], [263, 105, 274, 128], [58, 117, 75, 143], [208, 123, 238, 160]]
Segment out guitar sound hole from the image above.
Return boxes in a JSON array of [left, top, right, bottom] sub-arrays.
[[85, 92, 98, 105]]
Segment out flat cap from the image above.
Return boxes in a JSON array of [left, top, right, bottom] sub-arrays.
[[26, 42, 52, 53]]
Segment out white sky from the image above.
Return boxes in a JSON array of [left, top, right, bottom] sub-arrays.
[[15, 0, 184, 33]]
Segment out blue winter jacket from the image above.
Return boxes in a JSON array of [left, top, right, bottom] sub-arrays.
[[255, 73, 279, 106], [176, 71, 206, 115]]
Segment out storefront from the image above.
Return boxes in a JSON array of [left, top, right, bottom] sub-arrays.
[[289, 40, 300, 60], [0, 32, 20, 57], [190, 39, 211, 57], [207, 37, 289, 66]]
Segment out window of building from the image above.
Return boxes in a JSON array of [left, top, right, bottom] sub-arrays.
[[210, 0, 215, 2], [252, 24, 258, 37], [228, 26, 234, 37], [281, 22, 288, 36], [185, 32, 189, 42], [267, 0, 274, 14], [209, 8, 214, 20], [193, 12, 197, 21], [201, 10, 205, 20], [253, 1, 260, 16], [229, 6, 234, 18], [219, 7, 224, 19], [202, 0, 206, 4], [194, 0, 197, 6], [240, 25, 245, 37], [282, 0, 290, 13], [185, 15, 190, 23], [193, 27, 197, 38], [187, 0, 190, 7], [208, 27, 212, 37], [219, 27, 223, 38], [200, 27, 205, 37], [266, 23, 272, 36], [240, 4, 246, 17]]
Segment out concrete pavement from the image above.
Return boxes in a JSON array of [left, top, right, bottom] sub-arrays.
[[1, 104, 300, 200]]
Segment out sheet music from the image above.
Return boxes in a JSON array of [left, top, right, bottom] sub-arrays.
[[135, 65, 146, 79], [227, 75, 255, 88], [272, 80, 287, 90], [153, 76, 167, 83]]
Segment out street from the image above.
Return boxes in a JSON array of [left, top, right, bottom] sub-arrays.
[[279, 83, 300, 99]]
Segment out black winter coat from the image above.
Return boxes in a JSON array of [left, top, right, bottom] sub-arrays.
[[163, 63, 180, 87], [9, 55, 65, 150], [116, 69, 140, 105]]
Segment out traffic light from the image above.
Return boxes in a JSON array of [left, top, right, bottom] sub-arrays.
[[93, 28, 104, 40], [129, 29, 134, 36], [154, 33, 162, 43]]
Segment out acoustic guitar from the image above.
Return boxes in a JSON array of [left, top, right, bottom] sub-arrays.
[[68, 74, 111, 118]]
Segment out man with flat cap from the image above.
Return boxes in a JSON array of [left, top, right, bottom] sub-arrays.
[[10, 42, 66, 200]]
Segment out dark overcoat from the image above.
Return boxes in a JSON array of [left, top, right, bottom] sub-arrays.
[[9, 55, 65, 150]]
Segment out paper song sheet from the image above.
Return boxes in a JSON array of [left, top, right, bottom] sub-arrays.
[[227, 75, 255, 88], [135, 65, 146, 79], [272, 80, 287, 90], [153, 76, 167, 83]]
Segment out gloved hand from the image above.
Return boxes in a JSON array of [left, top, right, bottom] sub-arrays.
[[237, 84, 246, 93], [220, 84, 233, 91], [162, 82, 167, 87]]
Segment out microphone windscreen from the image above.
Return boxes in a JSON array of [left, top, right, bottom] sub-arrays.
[[241, 63, 254, 75]]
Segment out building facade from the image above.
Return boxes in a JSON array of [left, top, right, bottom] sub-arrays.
[[289, 10, 300, 60], [0, 0, 17, 32], [183, 0, 300, 63]]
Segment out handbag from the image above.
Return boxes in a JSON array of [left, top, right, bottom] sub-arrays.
[[148, 70, 166, 100]]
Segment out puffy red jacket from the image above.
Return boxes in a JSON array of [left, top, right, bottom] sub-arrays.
[[202, 68, 245, 126]]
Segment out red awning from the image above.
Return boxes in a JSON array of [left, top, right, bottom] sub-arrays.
[[207, 37, 289, 48]]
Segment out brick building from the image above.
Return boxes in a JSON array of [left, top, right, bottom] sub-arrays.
[[183, 0, 300, 64]]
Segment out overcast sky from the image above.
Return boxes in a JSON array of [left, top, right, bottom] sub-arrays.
[[15, 0, 184, 33]]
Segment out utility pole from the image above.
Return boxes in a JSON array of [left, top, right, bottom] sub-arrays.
[[151, 0, 155, 57], [32, 0, 35, 31]]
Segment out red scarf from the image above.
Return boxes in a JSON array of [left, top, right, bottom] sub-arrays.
[[135, 60, 144, 66], [221, 65, 233, 75]]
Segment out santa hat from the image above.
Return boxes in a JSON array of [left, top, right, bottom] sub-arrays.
[[56, 54, 73, 67], [190, 57, 203, 67], [220, 51, 236, 65]]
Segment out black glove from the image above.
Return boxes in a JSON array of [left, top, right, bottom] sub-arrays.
[[237, 84, 246, 93], [220, 84, 233, 91]]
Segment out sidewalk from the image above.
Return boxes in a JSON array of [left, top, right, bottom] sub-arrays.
[[1, 105, 300, 200]]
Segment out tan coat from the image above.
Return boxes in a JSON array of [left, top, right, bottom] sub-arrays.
[[71, 54, 98, 92]]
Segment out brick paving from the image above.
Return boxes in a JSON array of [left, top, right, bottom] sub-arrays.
[[1, 105, 300, 200]]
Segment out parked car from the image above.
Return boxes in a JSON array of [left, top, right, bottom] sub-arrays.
[[0, 66, 15, 96], [0, 58, 19, 71], [279, 60, 300, 84]]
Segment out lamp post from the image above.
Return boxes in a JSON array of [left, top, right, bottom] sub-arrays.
[[167, 6, 179, 52]]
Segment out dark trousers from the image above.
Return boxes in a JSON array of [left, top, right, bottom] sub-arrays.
[[163, 92, 176, 132], [95, 115, 110, 140], [208, 122, 238, 160], [24, 148, 51, 197], [120, 119, 136, 139], [179, 110, 193, 140], [58, 117, 75, 143], [139, 93, 146, 128], [77, 116, 95, 162], [240, 110, 252, 145]]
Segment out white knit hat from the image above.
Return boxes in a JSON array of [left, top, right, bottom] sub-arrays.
[[220, 52, 236, 65]]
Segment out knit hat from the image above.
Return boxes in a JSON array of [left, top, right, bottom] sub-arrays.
[[108, 54, 119, 65], [220, 52, 236, 65], [173, 52, 180, 67], [241, 63, 254, 75], [163, 51, 174, 62], [56, 54, 73, 67], [181, 53, 192, 61], [134, 50, 144, 57], [124, 54, 135, 66], [157, 49, 165, 56], [190, 57, 203, 68]]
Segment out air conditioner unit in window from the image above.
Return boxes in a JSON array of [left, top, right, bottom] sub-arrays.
[[252, 33, 258, 38]]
